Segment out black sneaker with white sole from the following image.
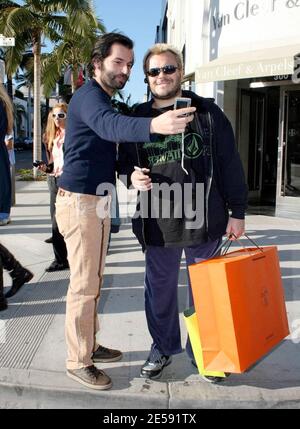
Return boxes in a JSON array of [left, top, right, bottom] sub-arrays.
[[92, 345, 123, 363], [140, 346, 172, 380]]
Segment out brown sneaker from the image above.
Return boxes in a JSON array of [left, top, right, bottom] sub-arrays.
[[92, 345, 123, 363], [67, 365, 112, 390]]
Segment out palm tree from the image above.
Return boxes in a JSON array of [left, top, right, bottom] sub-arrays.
[[41, 18, 104, 97], [0, 0, 100, 178], [112, 92, 139, 115]]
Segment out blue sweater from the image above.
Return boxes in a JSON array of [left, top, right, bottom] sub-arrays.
[[59, 79, 152, 195], [0, 101, 11, 213]]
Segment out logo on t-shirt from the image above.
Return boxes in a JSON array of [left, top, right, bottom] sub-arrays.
[[143, 132, 205, 167], [184, 133, 204, 159]]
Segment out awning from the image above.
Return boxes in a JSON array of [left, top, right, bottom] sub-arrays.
[[196, 44, 300, 83]]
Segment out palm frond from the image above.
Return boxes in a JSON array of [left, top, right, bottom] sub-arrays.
[[19, 52, 34, 72], [0, 1, 19, 10], [37, 0, 90, 14], [42, 15, 67, 43], [4, 32, 32, 76], [26, 0, 43, 8], [1, 7, 40, 36], [41, 50, 61, 97]]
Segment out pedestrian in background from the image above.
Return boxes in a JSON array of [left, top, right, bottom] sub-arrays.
[[0, 85, 13, 226], [0, 84, 33, 310], [37, 103, 69, 272], [42, 111, 54, 244], [0, 242, 33, 308]]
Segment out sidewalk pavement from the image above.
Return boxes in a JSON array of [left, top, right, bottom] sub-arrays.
[[0, 180, 300, 409]]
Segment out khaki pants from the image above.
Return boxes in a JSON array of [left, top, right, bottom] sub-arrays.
[[56, 190, 111, 370]]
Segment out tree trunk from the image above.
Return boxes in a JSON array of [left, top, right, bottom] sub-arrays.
[[6, 74, 13, 99], [71, 64, 78, 94], [32, 34, 42, 179]]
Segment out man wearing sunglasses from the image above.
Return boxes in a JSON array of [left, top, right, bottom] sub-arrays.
[[55, 33, 195, 391], [118, 44, 248, 382]]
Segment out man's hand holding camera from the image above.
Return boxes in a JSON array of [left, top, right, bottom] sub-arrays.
[[150, 106, 195, 135], [131, 167, 152, 192]]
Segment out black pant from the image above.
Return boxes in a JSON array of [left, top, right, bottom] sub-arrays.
[[47, 175, 56, 222], [47, 176, 68, 265], [0, 242, 18, 272], [0, 243, 18, 301]]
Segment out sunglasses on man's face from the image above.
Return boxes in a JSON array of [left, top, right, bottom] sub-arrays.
[[52, 112, 66, 119], [146, 65, 178, 77]]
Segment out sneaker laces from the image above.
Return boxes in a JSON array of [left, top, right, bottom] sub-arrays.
[[86, 365, 105, 378], [97, 345, 110, 354], [148, 344, 165, 366]]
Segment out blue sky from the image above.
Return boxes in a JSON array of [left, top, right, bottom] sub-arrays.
[[16, 0, 162, 103], [96, 0, 163, 104]]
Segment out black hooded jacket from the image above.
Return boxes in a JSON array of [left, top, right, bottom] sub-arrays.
[[118, 90, 248, 252]]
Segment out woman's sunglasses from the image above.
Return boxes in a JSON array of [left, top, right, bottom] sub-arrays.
[[52, 112, 67, 119], [146, 65, 178, 77]]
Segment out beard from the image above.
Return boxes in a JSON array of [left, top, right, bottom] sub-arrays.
[[101, 65, 129, 91], [150, 76, 182, 100]]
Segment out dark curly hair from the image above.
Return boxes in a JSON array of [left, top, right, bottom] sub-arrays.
[[88, 32, 134, 78]]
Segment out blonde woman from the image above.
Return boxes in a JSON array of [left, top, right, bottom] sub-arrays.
[[42, 111, 54, 243], [0, 85, 33, 310], [37, 103, 69, 272]]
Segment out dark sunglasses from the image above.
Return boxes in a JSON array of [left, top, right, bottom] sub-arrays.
[[52, 112, 66, 119], [146, 65, 178, 77]]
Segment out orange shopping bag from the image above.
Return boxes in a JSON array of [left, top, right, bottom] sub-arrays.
[[188, 243, 290, 374]]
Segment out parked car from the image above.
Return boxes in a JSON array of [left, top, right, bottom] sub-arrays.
[[23, 138, 33, 149], [14, 137, 25, 151]]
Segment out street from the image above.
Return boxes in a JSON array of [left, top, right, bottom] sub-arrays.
[[15, 148, 47, 171]]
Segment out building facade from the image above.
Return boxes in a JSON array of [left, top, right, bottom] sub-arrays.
[[157, 0, 300, 218]]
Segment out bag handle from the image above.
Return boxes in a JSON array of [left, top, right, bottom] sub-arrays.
[[213, 233, 264, 258], [243, 233, 264, 252]]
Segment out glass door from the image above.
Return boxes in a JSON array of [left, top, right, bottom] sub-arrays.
[[239, 90, 265, 201], [280, 90, 300, 197], [276, 86, 300, 219]]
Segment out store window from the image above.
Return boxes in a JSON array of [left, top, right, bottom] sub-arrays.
[[282, 90, 300, 197]]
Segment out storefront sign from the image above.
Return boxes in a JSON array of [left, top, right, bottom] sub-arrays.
[[213, 0, 300, 30], [198, 58, 294, 83], [0, 35, 15, 47], [208, 0, 300, 67]]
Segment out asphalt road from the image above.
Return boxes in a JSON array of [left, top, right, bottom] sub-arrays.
[[15, 147, 47, 171]]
